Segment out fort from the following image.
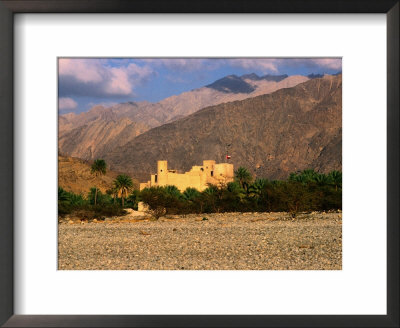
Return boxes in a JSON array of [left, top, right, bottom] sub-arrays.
[[139, 160, 234, 192]]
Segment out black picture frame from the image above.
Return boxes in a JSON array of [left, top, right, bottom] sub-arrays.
[[0, 1, 398, 327]]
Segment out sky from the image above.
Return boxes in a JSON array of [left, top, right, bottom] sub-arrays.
[[58, 58, 342, 114]]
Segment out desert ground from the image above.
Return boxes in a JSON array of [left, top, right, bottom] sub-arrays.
[[58, 211, 342, 270]]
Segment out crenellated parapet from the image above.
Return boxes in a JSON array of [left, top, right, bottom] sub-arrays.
[[139, 160, 234, 191]]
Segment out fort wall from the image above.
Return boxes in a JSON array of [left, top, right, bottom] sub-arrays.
[[139, 160, 234, 192]]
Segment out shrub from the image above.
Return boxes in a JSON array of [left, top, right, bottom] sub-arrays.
[[58, 187, 86, 215], [126, 190, 141, 210], [58, 187, 126, 218], [59, 168, 342, 217], [87, 187, 113, 205], [140, 186, 181, 219]]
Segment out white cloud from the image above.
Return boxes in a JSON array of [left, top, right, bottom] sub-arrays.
[[59, 59, 104, 83], [275, 58, 342, 72], [309, 58, 342, 70], [141, 58, 210, 72], [140, 58, 282, 73], [58, 58, 342, 102], [59, 59, 154, 98], [226, 59, 279, 72], [225, 58, 341, 73], [58, 97, 78, 110]]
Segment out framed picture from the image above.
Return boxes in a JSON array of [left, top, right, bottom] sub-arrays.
[[0, 0, 398, 327]]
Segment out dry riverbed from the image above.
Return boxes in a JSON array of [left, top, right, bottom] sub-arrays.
[[58, 211, 342, 270]]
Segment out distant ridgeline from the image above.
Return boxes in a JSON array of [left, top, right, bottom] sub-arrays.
[[59, 73, 342, 182], [205, 73, 289, 94], [104, 74, 342, 182]]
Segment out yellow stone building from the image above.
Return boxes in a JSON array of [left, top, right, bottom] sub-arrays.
[[139, 160, 234, 192]]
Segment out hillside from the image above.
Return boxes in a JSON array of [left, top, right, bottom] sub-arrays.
[[58, 112, 149, 160], [103, 75, 342, 182], [58, 155, 138, 195], [58, 74, 309, 160]]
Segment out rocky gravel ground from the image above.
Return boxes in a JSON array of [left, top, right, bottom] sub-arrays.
[[58, 212, 342, 270]]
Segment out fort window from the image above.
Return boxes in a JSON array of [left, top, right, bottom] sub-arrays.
[[160, 169, 163, 172], [201, 168, 204, 171], [211, 171, 214, 177], [155, 174, 158, 182]]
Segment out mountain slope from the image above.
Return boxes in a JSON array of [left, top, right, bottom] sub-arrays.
[[104, 75, 342, 182], [59, 74, 309, 160], [59, 113, 149, 160], [58, 155, 139, 195], [206, 75, 256, 93]]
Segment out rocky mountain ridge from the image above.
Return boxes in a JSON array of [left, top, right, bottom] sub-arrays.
[[59, 73, 310, 160], [103, 74, 342, 182]]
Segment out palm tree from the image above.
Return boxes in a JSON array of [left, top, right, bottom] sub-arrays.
[[328, 170, 342, 191], [183, 187, 201, 201], [226, 181, 246, 201], [90, 159, 107, 205], [203, 184, 218, 196], [289, 172, 307, 184], [234, 166, 253, 190], [164, 185, 182, 199], [315, 173, 331, 186], [106, 187, 119, 204], [113, 174, 133, 207], [58, 187, 70, 202], [300, 169, 318, 183], [248, 178, 268, 198]]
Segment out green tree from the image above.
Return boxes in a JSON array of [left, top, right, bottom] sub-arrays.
[[140, 186, 179, 219], [113, 174, 133, 207], [106, 186, 119, 204], [280, 181, 313, 217], [88, 187, 112, 205], [58, 187, 86, 215], [200, 184, 222, 213], [88, 187, 99, 205], [203, 184, 218, 195], [300, 169, 318, 183], [289, 172, 307, 183], [234, 166, 253, 190], [221, 181, 247, 211], [163, 185, 182, 199], [328, 170, 342, 191], [248, 178, 268, 199], [127, 190, 141, 210], [226, 181, 246, 200], [183, 187, 201, 201], [58, 187, 70, 202], [314, 173, 331, 186], [90, 159, 107, 205]]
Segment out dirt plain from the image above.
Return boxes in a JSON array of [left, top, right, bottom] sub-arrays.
[[58, 211, 342, 270]]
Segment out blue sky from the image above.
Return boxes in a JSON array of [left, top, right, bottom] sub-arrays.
[[58, 58, 342, 113]]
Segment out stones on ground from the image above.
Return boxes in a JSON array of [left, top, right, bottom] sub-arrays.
[[298, 245, 314, 249], [58, 212, 342, 270]]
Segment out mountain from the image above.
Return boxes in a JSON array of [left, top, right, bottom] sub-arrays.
[[103, 74, 342, 182], [58, 111, 149, 160], [58, 155, 138, 195], [206, 75, 256, 93], [308, 73, 324, 79], [59, 73, 309, 160], [240, 73, 288, 82]]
